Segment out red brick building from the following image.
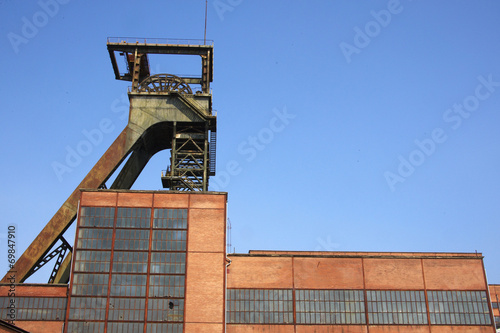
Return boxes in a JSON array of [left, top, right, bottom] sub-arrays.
[[489, 285, 500, 330], [227, 251, 495, 332], [0, 190, 497, 332]]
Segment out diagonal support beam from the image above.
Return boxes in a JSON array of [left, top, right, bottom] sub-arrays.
[[1, 128, 134, 283], [53, 252, 72, 284], [111, 148, 153, 189]]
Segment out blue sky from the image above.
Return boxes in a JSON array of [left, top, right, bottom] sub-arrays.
[[1, 0, 499, 283]]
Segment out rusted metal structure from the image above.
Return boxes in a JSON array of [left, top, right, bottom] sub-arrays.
[[1, 38, 216, 284]]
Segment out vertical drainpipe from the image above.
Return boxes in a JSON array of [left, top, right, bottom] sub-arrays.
[[224, 257, 231, 332], [224, 201, 231, 333]]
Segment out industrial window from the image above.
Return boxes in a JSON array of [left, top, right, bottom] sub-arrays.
[[151, 230, 187, 251], [80, 207, 115, 227], [148, 299, 184, 322], [150, 252, 186, 274], [114, 229, 150, 251], [116, 207, 151, 228], [0, 297, 67, 321], [495, 316, 500, 327], [76, 228, 113, 249], [149, 275, 185, 298], [226, 289, 294, 324], [427, 290, 492, 325], [492, 301, 499, 309], [146, 323, 183, 333], [110, 274, 148, 297], [107, 297, 146, 321], [107, 322, 144, 333], [66, 321, 104, 333], [367, 290, 427, 325], [73, 250, 111, 272], [296, 289, 366, 324], [71, 273, 109, 296], [112, 251, 149, 273], [153, 208, 188, 229], [67, 206, 188, 333], [68, 297, 107, 321]]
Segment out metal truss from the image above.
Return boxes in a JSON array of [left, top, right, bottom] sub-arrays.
[[25, 236, 72, 284], [162, 124, 210, 191]]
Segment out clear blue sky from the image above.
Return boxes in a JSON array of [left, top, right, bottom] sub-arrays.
[[1, 0, 499, 283]]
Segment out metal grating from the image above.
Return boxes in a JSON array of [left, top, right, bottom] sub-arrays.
[[209, 130, 216, 176]]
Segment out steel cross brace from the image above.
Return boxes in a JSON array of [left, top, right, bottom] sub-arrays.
[[25, 236, 72, 283]]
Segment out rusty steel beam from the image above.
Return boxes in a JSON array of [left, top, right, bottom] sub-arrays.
[[111, 147, 152, 189], [107, 42, 213, 91], [108, 48, 121, 80], [1, 128, 133, 283], [107, 42, 213, 57], [53, 252, 72, 284]]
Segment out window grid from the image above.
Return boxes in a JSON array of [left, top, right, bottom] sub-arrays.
[[150, 252, 186, 274], [80, 207, 115, 227], [71, 273, 109, 296], [110, 274, 148, 297], [148, 299, 185, 322], [73, 250, 111, 273], [116, 207, 151, 228], [0, 297, 67, 321], [151, 230, 187, 251], [428, 290, 492, 325], [114, 229, 150, 251], [367, 290, 427, 325], [146, 323, 183, 333], [227, 289, 495, 327], [107, 322, 144, 333], [66, 321, 104, 333], [68, 297, 107, 321], [107, 298, 146, 321], [153, 208, 188, 229], [76, 228, 113, 250], [295, 289, 366, 324], [227, 289, 293, 324], [149, 275, 186, 298], [67, 206, 188, 333], [112, 251, 149, 273]]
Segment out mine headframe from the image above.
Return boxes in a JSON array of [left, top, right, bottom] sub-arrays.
[[2, 38, 217, 284], [107, 37, 217, 192]]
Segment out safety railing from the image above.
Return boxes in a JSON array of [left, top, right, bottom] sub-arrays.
[[127, 84, 207, 94], [107, 37, 214, 46]]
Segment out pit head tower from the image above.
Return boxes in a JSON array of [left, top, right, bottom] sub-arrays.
[[3, 38, 217, 284], [107, 37, 217, 192]]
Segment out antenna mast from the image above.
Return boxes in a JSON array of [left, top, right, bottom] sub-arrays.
[[204, 0, 208, 45]]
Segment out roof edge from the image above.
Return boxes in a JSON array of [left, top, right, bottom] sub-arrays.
[[228, 250, 484, 260]]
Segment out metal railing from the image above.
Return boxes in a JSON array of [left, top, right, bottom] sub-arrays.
[[127, 84, 207, 94], [127, 86, 204, 94], [107, 37, 214, 46]]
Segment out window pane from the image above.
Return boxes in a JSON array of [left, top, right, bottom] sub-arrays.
[[426, 291, 492, 326]]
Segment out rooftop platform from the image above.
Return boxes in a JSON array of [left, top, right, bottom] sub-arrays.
[[106, 37, 214, 89]]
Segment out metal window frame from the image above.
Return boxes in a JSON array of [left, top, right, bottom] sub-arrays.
[[65, 205, 189, 333]]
